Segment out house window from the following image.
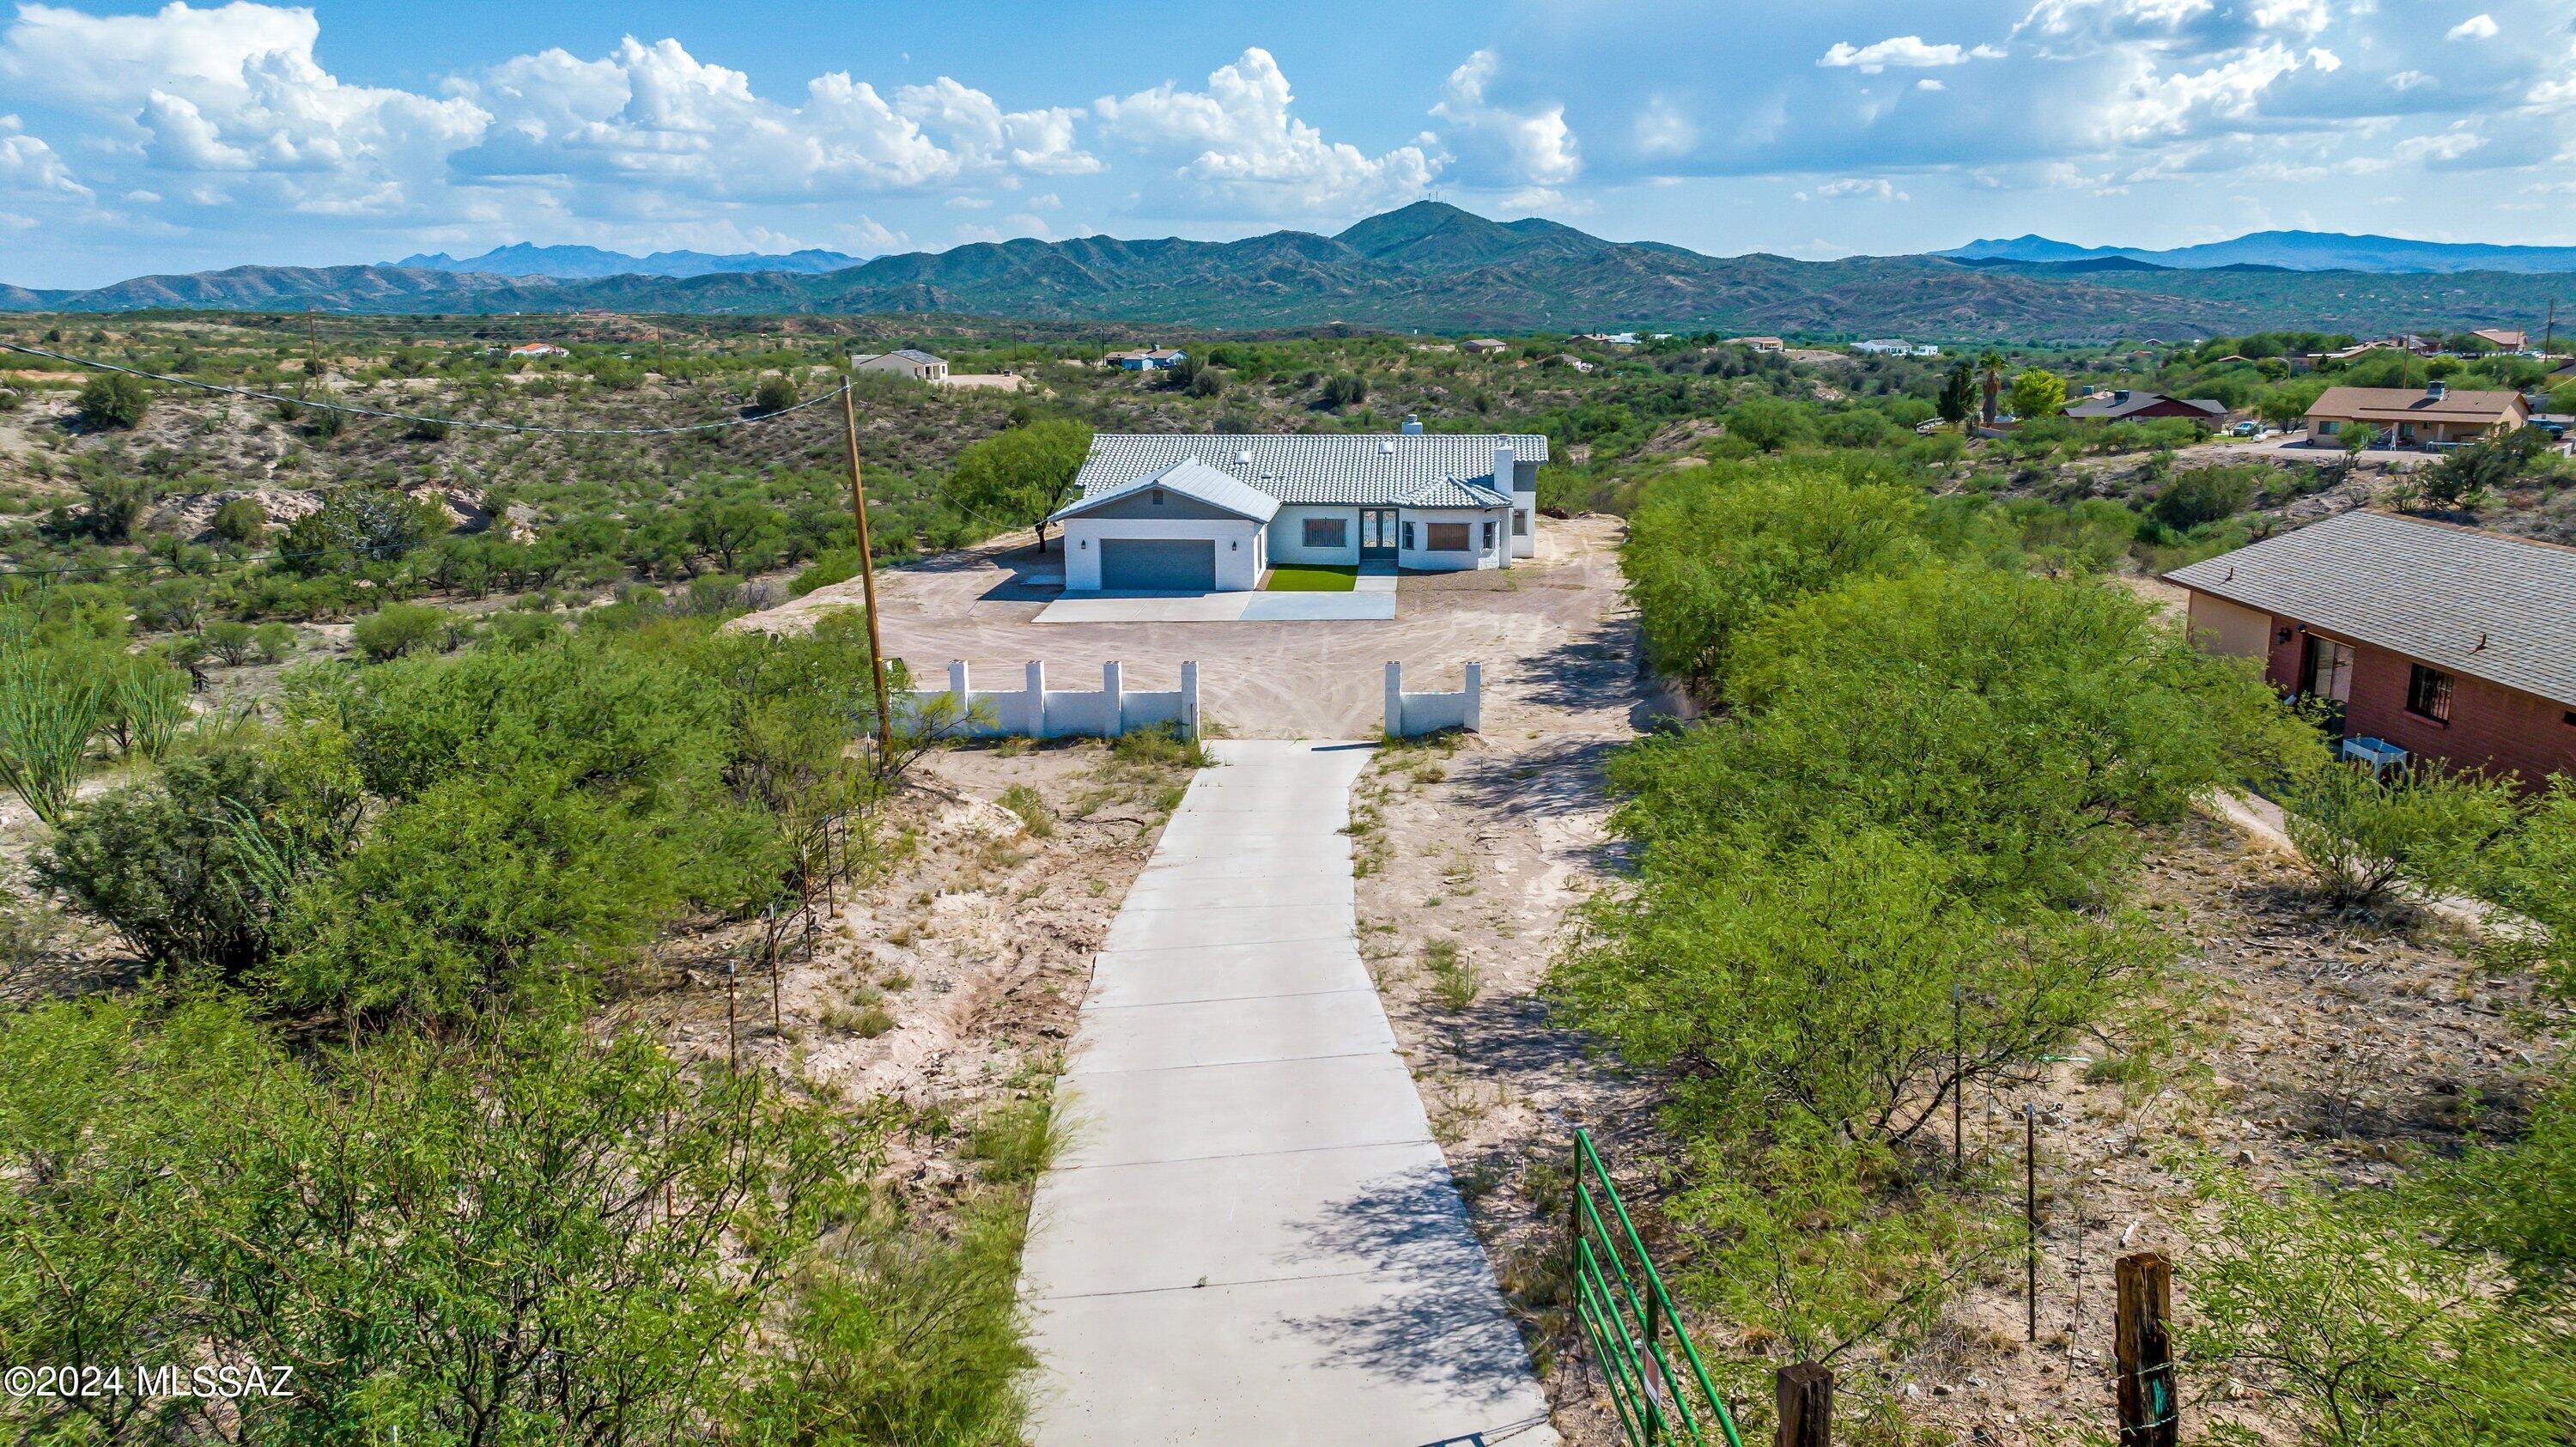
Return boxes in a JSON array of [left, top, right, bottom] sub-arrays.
[[1513, 509, 1529, 537], [1303, 517, 1348, 548], [1482, 520, 1497, 550], [1151, 489, 1163, 506], [1426, 522, 1471, 551], [1403, 521, 1416, 550], [2405, 664, 2454, 723]]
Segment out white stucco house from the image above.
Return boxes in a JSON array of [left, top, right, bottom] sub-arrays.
[[851, 349, 949, 380], [1049, 425, 1547, 593]]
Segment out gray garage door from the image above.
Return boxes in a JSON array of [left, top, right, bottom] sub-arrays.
[[1100, 538, 1217, 592]]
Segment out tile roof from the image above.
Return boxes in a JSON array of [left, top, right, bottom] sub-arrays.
[[1048, 458, 1281, 524], [1072, 433, 1547, 509], [2166, 509, 2576, 706], [2306, 386, 2528, 424]]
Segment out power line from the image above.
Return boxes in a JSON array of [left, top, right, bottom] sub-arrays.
[[0, 339, 853, 435]]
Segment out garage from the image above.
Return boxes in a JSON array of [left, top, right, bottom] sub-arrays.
[[1100, 538, 1217, 592]]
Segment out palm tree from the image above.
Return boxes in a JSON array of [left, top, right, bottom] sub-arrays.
[[1978, 350, 2004, 425]]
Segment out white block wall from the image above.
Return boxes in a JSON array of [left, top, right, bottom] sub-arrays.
[[896, 660, 1199, 741], [1267, 505, 1364, 567], [1384, 661, 1482, 737]]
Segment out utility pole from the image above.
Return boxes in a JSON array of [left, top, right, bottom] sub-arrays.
[[840, 380, 896, 771], [2544, 300, 2558, 361]]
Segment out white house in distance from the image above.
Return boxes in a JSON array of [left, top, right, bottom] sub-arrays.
[[851, 349, 949, 380], [1048, 423, 1546, 593]]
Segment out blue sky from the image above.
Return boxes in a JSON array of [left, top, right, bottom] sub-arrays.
[[3, 0, 2574, 288]]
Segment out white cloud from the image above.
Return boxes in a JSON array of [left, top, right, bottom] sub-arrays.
[[2, 1, 488, 216], [1799, 177, 1910, 200], [1095, 47, 1440, 213], [2448, 14, 2500, 40], [1917, 78, 1948, 91], [1431, 50, 1581, 185], [1633, 96, 1698, 155], [1818, 36, 2003, 72], [2389, 69, 2435, 90], [0, 114, 88, 198]]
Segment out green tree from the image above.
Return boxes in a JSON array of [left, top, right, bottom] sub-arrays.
[[1977, 350, 2005, 423], [1936, 361, 1977, 427], [945, 417, 1093, 553], [74, 374, 149, 429], [350, 602, 456, 662], [1722, 396, 1816, 452], [2007, 367, 2068, 421], [77, 472, 155, 541], [2279, 761, 2519, 906]]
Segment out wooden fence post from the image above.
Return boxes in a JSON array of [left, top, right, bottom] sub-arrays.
[[1776, 1361, 1831, 1447], [2115, 1251, 2178, 1447]]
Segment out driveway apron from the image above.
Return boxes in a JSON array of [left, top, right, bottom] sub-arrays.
[[1018, 739, 1559, 1445]]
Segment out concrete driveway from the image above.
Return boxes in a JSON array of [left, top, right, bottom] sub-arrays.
[[747, 516, 1631, 739], [1016, 740, 1559, 1445]]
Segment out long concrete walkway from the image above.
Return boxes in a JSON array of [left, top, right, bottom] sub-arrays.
[[1019, 740, 1558, 1445]]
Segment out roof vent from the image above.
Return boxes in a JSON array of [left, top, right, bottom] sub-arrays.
[[2112, 389, 2130, 402], [1400, 414, 1423, 435], [1379, 440, 1396, 455], [1234, 448, 1252, 465], [2427, 379, 2449, 400]]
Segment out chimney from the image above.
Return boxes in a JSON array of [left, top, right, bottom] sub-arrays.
[[1401, 414, 1424, 435], [1494, 441, 1520, 494], [2427, 378, 2448, 400], [2112, 389, 2130, 402]]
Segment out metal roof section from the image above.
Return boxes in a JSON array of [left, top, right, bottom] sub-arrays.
[[2166, 509, 2576, 706], [1073, 433, 1548, 508], [1048, 457, 1282, 524]]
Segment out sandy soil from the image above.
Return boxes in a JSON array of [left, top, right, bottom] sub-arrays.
[[602, 739, 1196, 1209]]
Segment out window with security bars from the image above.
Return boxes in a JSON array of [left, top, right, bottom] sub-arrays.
[[2405, 664, 2453, 722]]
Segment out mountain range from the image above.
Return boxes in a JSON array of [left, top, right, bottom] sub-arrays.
[[392, 243, 868, 279], [1938, 229, 2576, 275], [7, 204, 2573, 343]]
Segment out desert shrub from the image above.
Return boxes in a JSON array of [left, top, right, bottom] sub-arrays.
[[2150, 466, 2259, 530], [1321, 371, 1367, 408], [350, 601, 457, 661], [77, 472, 156, 541], [999, 783, 1055, 837], [252, 621, 295, 662], [1722, 396, 1816, 452], [2278, 762, 2519, 906], [754, 374, 799, 415], [210, 496, 266, 544], [204, 619, 257, 666], [0, 996, 876, 1444], [792, 548, 862, 596], [74, 373, 149, 429], [2188, 1176, 2576, 1446], [0, 632, 104, 827], [1620, 456, 1929, 690], [39, 744, 361, 977]]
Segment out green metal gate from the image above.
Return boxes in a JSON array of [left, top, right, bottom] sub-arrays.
[[1569, 1129, 1746, 1447]]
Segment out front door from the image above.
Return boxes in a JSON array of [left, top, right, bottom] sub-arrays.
[[2303, 635, 2355, 737], [1358, 508, 1398, 561]]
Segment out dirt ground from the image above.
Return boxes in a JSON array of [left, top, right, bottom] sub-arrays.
[[745, 515, 1637, 740], [603, 737, 1196, 1213]]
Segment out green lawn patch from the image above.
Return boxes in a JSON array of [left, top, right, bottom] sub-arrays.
[[1263, 565, 1358, 593]]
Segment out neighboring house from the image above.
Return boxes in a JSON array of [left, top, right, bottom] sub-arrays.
[[2305, 381, 2531, 447], [1552, 354, 1595, 373], [1461, 338, 1510, 356], [1580, 331, 1641, 347], [1049, 428, 1546, 593], [2472, 327, 2530, 352], [850, 348, 949, 381], [507, 343, 568, 358], [2166, 510, 2576, 784], [1852, 338, 1917, 356], [2061, 389, 2228, 423], [1728, 336, 1786, 353], [1106, 347, 1188, 371]]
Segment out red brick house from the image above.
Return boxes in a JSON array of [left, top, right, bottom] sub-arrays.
[[2166, 510, 2576, 785]]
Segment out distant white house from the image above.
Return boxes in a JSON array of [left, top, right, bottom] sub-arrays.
[[1580, 331, 1641, 347], [1106, 346, 1188, 371], [507, 343, 568, 358], [1049, 427, 1546, 593], [1853, 338, 1941, 357], [851, 349, 949, 380], [1461, 337, 1510, 356]]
